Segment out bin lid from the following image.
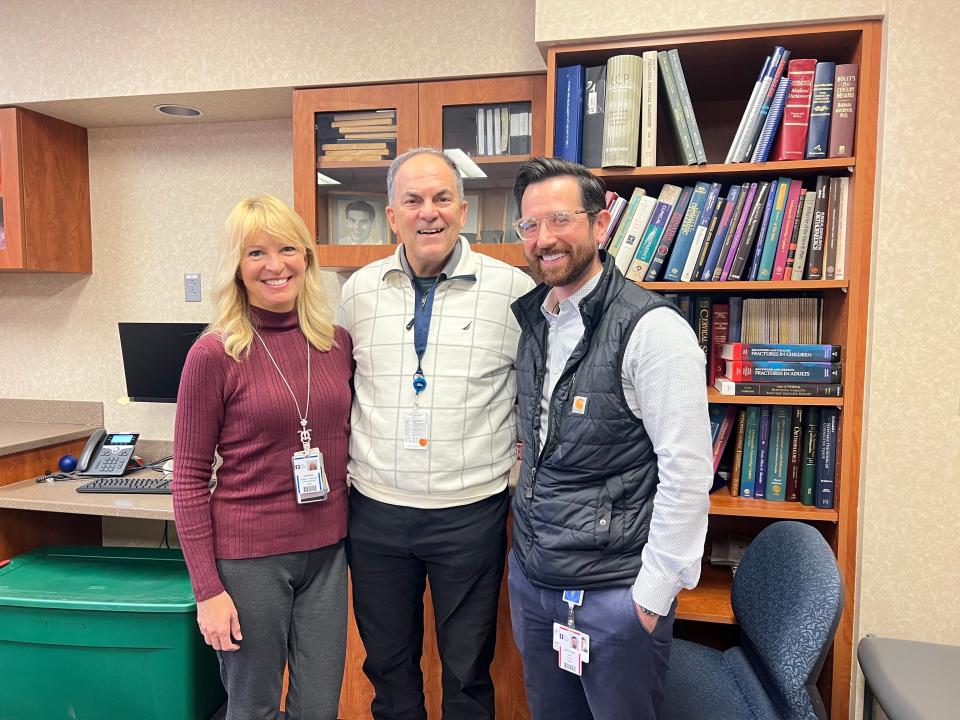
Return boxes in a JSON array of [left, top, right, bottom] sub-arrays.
[[0, 546, 197, 613]]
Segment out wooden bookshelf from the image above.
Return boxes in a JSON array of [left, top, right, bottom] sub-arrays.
[[546, 20, 882, 719]]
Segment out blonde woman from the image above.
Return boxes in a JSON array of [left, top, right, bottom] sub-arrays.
[[173, 195, 352, 720]]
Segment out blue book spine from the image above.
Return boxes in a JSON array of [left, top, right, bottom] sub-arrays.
[[747, 182, 779, 280], [805, 62, 836, 160], [765, 405, 792, 501], [757, 177, 791, 280], [645, 186, 694, 281], [700, 184, 741, 281], [631, 189, 678, 273], [751, 77, 792, 163], [728, 297, 743, 343], [728, 361, 842, 383], [664, 181, 711, 281], [816, 407, 839, 508], [554, 65, 585, 162], [754, 406, 772, 499], [724, 343, 842, 362], [739, 406, 761, 498]]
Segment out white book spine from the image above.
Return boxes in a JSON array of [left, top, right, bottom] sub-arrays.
[[834, 177, 850, 280], [614, 196, 656, 274], [640, 51, 658, 167], [791, 192, 817, 280]]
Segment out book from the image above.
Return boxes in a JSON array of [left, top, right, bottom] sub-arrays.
[[626, 184, 682, 281], [668, 49, 707, 164], [816, 406, 839, 509], [657, 50, 697, 165], [581, 65, 607, 167], [700, 184, 742, 281], [606, 188, 645, 256], [722, 343, 841, 362], [739, 406, 762, 498], [726, 54, 771, 163], [640, 51, 659, 167], [772, 179, 804, 280], [716, 182, 757, 282], [772, 59, 818, 161], [727, 181, 771, 281], [728, 297, 743, 343], [828, 63, 859, 158], [681, 182, 722, 281], [739, 48, 790, 162], [833, 176, 850, 280], [644, 186, 693, 281], [555, 65, 585, 162], [805, 175, 831, 279], [800, 407, 821, 505], [691, 195, 726, 280], [601, 55, 643, 168], [694, 296, 711, 373], [708, 303, 729, 387], [728, 409, 747, 497], [750, 76, 792, 163], [805, 61, 836, 159], [508, 102, 531, 155], [754, 406, 773, 499], [712, 405, 738, 473], [756, 178, 791, 280], [746, 183, 779, 280], [714, 378, 843, 397], [723, 360, 842, 384], [790, 190, 818, 280], [331, 110, 396, 122], [613, 195, 656, 274], [825, 177, 842, 280], [785, 406, 805, 502], [765, 405, 792, 501], [664, 181, 711, 281]]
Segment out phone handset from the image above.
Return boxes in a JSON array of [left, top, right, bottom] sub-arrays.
[[78, 430, 140, 476]]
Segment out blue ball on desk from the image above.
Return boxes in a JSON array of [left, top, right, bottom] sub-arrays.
[[59, 454, 78, 473]]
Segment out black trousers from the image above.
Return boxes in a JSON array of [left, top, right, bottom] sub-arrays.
[[347, 489, 509, 720]]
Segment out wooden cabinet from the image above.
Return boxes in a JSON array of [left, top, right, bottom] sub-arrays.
[[544, 21, 881, 719], [292, 75, 546, 270], [0, 108, 91, 273]]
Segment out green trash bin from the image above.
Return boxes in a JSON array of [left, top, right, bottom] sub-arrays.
[[0, 545, 226, 720]]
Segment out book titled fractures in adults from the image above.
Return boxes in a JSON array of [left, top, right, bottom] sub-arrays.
[[724, 360, 842, 383]]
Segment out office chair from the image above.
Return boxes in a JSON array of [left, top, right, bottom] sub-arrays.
[[662, 521, 844, 720]]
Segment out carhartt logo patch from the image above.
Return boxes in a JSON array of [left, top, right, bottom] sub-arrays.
[[572, 396, 588, 415]]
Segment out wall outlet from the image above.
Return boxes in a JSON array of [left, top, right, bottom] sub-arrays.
[[184, 273, 201, 302]]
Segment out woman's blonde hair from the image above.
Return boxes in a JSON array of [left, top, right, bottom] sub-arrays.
[[208, 194, 335, 360]]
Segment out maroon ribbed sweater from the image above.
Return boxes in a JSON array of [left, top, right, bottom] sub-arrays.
[[173, 307, 352, 601]]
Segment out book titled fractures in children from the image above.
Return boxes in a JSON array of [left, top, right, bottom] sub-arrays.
[[724, 360, 842, 383], [722, 343, 841, 362]]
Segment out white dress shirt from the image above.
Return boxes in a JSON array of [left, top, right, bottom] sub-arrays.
[[538, 269, 713, 615]]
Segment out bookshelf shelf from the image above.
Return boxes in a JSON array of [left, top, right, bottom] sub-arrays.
[[706, 388, 844, 407], [640, 279, 847, 293], [593, 157, 855, 184], [677, 564, 735, 624], [709, 492, 839, 521]]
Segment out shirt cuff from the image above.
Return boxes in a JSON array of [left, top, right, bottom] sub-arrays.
[[631, 565, 686, 616]]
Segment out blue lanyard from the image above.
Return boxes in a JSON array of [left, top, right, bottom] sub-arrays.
[[411, 280, 438, 395]]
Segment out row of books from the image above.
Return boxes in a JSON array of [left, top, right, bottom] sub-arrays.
[[603, 173, 849, 283], [555, 49, 706, 169], [714, 341, 843, 398], [726, 48, 859, 163], [474, 103, 532, 157], [712, 404, 839, 509], [317, 109, 398, 162]]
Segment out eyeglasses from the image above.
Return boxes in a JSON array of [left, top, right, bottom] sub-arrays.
[[512, 210, 596, 240]]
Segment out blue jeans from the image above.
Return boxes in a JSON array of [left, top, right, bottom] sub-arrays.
[[508, 550, 675, 720]]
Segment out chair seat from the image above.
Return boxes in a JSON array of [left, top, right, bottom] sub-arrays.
[[664, 640, 782, 720]]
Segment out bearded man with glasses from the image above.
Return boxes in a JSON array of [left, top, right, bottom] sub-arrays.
[[506, 157, 713, 720]]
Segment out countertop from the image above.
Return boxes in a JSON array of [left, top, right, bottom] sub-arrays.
[[0, 421, 99, 458]]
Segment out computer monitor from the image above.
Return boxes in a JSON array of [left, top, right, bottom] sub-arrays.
[[118, 322, 207, 403]]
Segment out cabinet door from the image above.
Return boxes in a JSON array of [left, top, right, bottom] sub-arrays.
[[293, 83, 418, 254], [0, 108, 24, 269]]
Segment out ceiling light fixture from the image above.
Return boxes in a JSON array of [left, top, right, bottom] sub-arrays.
[[154, 104, 204, 118]]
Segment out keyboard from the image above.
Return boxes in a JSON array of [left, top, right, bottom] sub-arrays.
[[76, 476, 172, 495]]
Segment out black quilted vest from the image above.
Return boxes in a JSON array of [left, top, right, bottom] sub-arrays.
[[511, 252, 678, 589]]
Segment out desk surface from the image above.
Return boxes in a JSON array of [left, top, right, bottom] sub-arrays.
[[0, 472, 174, 521], [859, 636, 960, 720], [0, 421, 98, 457]]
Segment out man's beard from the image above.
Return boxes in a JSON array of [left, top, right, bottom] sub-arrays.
[[526, 241, 596, 288]]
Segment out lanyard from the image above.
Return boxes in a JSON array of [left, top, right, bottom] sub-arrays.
[[409, 280, 439, 399], [253, 327, 312, 452]]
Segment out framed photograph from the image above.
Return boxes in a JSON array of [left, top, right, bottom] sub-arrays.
[[464, 193, 482, 236], [327, 192, 391, 245]]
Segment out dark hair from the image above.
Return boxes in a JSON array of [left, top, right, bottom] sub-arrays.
[[513, 157, 607, 216], [344, 199, 376, 219]]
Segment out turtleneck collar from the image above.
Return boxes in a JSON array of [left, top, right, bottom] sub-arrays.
[[250, 305, 300, 333]]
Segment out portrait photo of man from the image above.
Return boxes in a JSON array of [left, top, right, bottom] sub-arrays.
[[329, 193, 389, 245]]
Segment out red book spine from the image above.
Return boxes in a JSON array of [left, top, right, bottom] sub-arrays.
[[772, 180, 803, 280], [708, 304, 729, 387], [771, 59, 817, 161]]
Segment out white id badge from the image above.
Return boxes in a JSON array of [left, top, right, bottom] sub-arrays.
[[403, 409, 430, 450], [292, 448, 328, 504], [553, 622, 590, 663]]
